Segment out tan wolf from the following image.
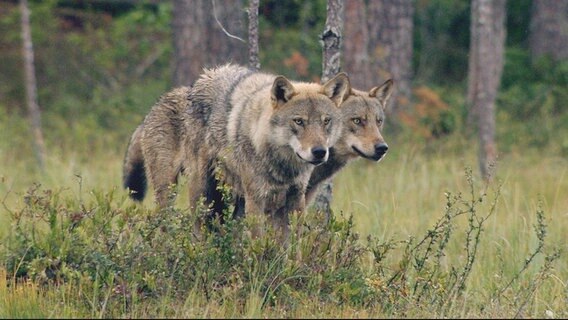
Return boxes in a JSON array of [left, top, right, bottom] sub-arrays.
[[123, 64, 350, 232], [304, 79, 394, 204]]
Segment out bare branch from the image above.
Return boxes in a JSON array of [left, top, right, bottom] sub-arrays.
[[212, 0, 246, 43]]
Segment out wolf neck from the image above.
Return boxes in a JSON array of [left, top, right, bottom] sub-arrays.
[[333, 140, 360, 161], [263, 143, 313, 185]]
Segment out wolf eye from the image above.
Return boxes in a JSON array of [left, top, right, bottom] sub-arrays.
[[352, 118, 362, 125], [323, 118, 331, 125], [293, 118, 304, 126], [377, 119, 383, 126]]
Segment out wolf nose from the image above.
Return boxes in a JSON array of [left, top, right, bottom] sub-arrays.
[[375, 143, 388, 156], [311, 147, 327, 160]]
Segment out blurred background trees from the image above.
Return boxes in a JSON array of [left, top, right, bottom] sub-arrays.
[[0, 0, 567, 169], [528, 0, 568, 62], [467, 0, 506, 180], [172, 0, 247, 86]]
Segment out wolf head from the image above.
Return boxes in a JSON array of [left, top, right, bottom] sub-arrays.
[[268, 73, 350, 165], [336, 79, 394, 162]]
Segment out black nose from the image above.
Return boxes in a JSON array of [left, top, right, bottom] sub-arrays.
[[311, 146, 327, 160], [375, 143, 389, 156]]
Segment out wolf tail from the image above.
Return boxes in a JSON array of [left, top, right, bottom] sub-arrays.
[[123, 124, 147, 201]]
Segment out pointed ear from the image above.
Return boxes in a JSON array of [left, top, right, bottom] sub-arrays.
[[271, 76, 296, 108], [369, 79, 394, 109], [322, 72, 351, 106]]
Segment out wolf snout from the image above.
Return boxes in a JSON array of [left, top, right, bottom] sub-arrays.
[[374, 143, 389, 160], [311, 146, 328, 160]]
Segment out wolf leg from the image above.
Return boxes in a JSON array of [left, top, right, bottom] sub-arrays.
[[273, 185, 306, 240], [243, 191, 267, 238], [187, 152, 217, 234], [143, 145, 181, 209]]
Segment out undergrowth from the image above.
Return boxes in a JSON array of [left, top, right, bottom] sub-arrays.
[[1, 169, 563, 318]]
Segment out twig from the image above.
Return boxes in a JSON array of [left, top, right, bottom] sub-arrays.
[[212, 0, 246, 43]]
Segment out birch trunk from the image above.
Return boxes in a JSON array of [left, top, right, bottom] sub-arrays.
[[467, 0, 506, 180], [313, 0, 344, 217], [20, 0, 46, 170]]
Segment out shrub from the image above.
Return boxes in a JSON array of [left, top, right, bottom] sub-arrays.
[[1, 169, 562, 317]]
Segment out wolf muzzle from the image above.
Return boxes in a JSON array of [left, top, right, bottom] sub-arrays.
[[373, 142, 389, 161], [311, 146, 328, 161], [302, 146, 328, 165]]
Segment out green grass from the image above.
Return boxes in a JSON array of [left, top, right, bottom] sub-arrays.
[[1, 129, 566, 318]]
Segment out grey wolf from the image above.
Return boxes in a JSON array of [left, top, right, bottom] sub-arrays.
[[123, 64, 350, 233], [187, 64, 349, 232]]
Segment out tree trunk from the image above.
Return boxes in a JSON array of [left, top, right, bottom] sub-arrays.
[[172, 0, 246, 86], [367, 0, 414, 114], [528, 0, 568, 62], [467, 0, 506, 181], [314, 0, 344, 217], [248, 0, 260, 71], [20, 0, 46, 170], [172, 0, 206, 86], [343, 0, 370, 89]]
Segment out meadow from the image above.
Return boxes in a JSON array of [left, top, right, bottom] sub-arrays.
[[1, 0, 567, 317], [1, 114, 566, 318]]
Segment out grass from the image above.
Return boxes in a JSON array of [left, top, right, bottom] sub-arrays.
[[0, 128, 566, 318]]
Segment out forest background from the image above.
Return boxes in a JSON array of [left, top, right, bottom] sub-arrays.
[[0, 0, 567, 318]]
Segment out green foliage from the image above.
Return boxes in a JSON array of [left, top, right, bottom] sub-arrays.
[[259, 0, 326, 81], [497, 48, 568, 153], [400, 85, 460, 141], [2, 169, 562, 317], [414, 0, 470, 84], [0, 1, 171, 131], [506, 0, 532, 47]]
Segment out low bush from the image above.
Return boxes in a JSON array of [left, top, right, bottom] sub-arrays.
[[1, 169, 562, 317]]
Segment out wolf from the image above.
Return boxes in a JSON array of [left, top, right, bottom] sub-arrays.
[[123, 64, 350, 232], [304, 79, 394, 204], [187, 64, 349, 231], [229, 79, 394, 219]]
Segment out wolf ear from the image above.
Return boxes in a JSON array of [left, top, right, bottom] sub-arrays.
[[322, 72, 351, 106], [271, 76, 296, 107], [369, 79, 394, 110]]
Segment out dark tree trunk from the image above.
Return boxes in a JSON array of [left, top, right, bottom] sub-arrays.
[[367, 0, 414, 114], [529, 0, 568, 62], [314, 0, 344, 216], [172, 0, 206, 86], [467, 0, 506, 181], [20, 0, 46, 170], [248, 0, 260, 71], [343, 0, 370, 89], [172, 0, 246, 86]]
